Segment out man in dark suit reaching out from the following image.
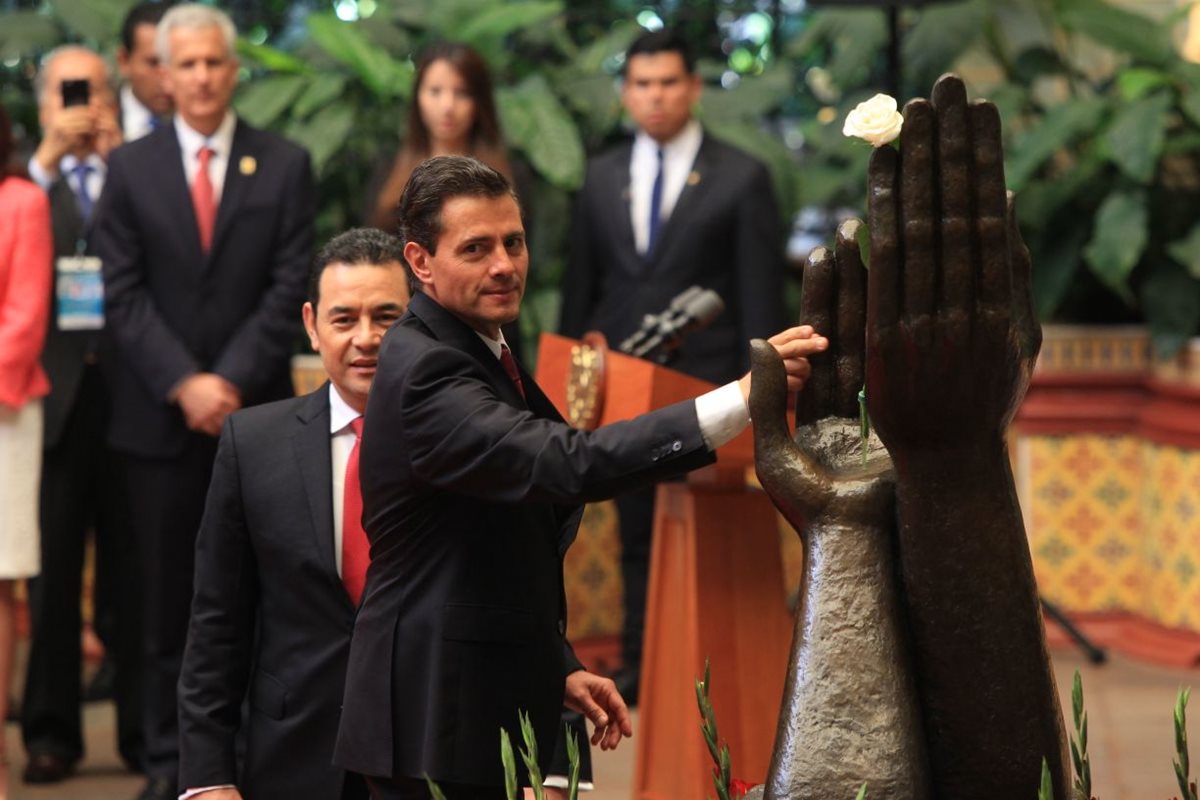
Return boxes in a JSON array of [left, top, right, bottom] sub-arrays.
[[333, 156, 825, 799], [177, 229, 408, 800]]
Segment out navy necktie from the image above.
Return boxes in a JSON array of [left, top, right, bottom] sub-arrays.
[[647, 147, 665, 254], [71, 163, 94, 223]]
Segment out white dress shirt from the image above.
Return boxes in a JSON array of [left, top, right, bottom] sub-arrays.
[[121, 84, 158, 142], [629, 118, 703, 255], [175, 111, 237, 204], [329, 383, 361, 579], [27, 152, 106, 202]]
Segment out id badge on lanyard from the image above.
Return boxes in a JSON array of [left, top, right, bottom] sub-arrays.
[[56, 239, 104, 331]]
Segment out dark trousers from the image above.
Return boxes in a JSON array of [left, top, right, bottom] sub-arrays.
[[124, 434, 219, 784], [615, 486, 656, 669], [23, 365, 143, 768], [365, 776, 505, 800]]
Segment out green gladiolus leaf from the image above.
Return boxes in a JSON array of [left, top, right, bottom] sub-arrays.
[[564, 724, 580, 800], [855, 784, 868, 800], [1083, 189, 1147, 304], [424, 774, 449, 800], [1105, 92, 1170, 184], [1072, 671, 1084, 726], [500, 728, 518, 800], [1038, 757, 1053, 800], [234, 74, 309, 129]]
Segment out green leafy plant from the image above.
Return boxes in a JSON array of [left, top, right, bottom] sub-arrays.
[[1071, 670, 1094, 800], [790, 0, 1200, 356], [1040, 757, 1055, 800], [696, 659, 735, 800], [1175, 687, 1198, 800]]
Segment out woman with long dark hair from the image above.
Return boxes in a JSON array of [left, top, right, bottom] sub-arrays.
[[368, 42, 513, 231], [0, 99, 53, 794]]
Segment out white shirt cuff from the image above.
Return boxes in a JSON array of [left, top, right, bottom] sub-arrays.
[[694, 381, 750, 450], [26, 156, 55, 191], [544, 775, 595, 791], [179, 785, 236, 799]]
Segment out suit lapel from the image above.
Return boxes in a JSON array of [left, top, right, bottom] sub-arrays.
[[408, 293, 527, 409], [152, 128, 205, 260], [208, 120, 253, 262], [608, 144, 638, 267], [292, 385, 353, 609]]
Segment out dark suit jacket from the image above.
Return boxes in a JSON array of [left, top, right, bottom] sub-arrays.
[[560, 131, 787, 385], [41, 177, 96, 448], [94, 120, 315, 457], [333, 292, 714, 785], [178, 385, 360, 799]]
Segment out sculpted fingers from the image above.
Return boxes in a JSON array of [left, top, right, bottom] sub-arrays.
[[797, 246, 836, 427], [900, 99, 937, 323], [970, 99, 1010, 316], [1008, 192, 1042, 359], [868, 142, 900, 337], [834, 220, 867, 418], [932, 76, 973, 316]]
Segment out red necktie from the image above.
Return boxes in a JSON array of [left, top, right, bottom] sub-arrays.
[[192, 145, 216, 252], [341, 417, 369, 606], [500, 344, 526, 401]]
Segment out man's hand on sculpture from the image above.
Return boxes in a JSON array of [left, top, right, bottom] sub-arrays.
[[865, 74, 1041, 456], [748, 221, 892, 533], [563, 670, 633, 751], [735, 325, 827, 405]]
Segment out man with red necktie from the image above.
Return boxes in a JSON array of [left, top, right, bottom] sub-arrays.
[[93, 5, 315, 798], [176, 229, 408, 800]]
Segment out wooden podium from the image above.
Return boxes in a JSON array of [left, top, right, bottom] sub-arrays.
[[536, 333, 790, 798]]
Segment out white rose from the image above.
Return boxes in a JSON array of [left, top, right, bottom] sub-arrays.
[[843, 94, 904, 147]]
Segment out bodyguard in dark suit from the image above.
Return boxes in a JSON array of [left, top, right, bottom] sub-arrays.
[[21, 45, 143, 786], [332, 156, 824, 798], [93, 6, 315, 799], [558, 30, 789, 693], [177, 230, 410, 800]]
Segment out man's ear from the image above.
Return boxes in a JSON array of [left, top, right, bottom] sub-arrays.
[[404, 241, 433, 288], [301, 302, 320, 352]]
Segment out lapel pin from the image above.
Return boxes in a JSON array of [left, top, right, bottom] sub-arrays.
[[687, 170, 701, 186], [239, 156, 257, 176]]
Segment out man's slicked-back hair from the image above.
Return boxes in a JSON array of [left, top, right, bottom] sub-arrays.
[[121, 2, 170, 53], [309, 227, 407, 308], [624, 28, 695, 74], [397, 155, 517, 290]]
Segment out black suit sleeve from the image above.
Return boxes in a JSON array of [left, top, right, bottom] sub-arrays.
[[558, 172, 600, 339], [390, 344, 714, 505], [96, 147, 202, 401], [177, 416, 259, 789], [212, 148, 315, 398], [734, 159, 788, 367]]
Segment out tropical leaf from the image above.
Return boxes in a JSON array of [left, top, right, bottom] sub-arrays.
[[52, 0, 132, 44], [497, 75, 585, 190], [458, 2, 562, 44], [1167, 222, 1200, 280], [237, 40, 309, 74], [292, 73, 349, 119], [1057, 0, 1172, 67], [233, 74, 309, 129], [285, 101, 357, 174], [1030, 217, 1091, 319], [307, 14, 412, 99], [1116, 67, 1171, 102], [1082, 189, 1147, 304], [1005, 98, 1107, 190], [1104, 91, 1170, 184], [0, 11, 59, 58], [1143, 260, 1200, 359], [701, 66, 794, 121], [576, 19, 641, 73], [902, 0, 989, 91]]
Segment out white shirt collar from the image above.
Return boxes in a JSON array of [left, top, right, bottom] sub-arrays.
[[58, 152, 107, 177], [328, 383, 361, 434], [174, 110, 237, 159], [120, 84, 157, 141], [633, 117, 702, 164], [474, 329, 510, 360]]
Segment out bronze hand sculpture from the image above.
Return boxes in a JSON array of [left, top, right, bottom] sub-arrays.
[[751, 223, 930, 800], [752, 74, 1068, 799]]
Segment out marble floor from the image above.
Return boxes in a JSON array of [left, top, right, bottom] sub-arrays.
[[3, 645, 1196, 799]]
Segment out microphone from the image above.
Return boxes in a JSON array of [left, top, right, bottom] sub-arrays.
[[618, 286, 725, 362]]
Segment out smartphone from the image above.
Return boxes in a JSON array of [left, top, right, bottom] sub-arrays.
[[61, 79, 90, 108]]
